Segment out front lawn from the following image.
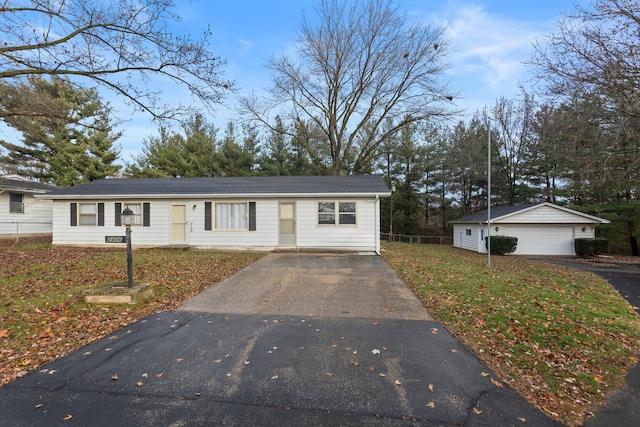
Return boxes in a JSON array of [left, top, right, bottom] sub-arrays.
[[382, 242, 640, 427], [0, 237, 264, 386]]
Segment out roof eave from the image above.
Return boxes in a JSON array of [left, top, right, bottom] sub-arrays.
[[37, 191, 392, 200]]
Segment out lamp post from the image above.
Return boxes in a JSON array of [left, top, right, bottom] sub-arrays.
[[121, 208, 135, 287]]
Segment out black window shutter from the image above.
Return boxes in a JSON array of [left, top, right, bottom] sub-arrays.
[[249, 202, 256, 231], [70, 203, 77, 226], [143, 203, 150, 227], [204, 202, 212, 230], [97, 203, 105, 226], [114, 202, 122, 226]]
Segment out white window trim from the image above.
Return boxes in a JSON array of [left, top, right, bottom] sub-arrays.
[[122, 202, 143, 226], [316, 200, 358, 227], [213, 201, 249, 231], [79, 202, 97, 226]]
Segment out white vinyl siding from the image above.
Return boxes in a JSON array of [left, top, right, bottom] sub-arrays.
[[192, 200, 278, 249], [0, 191, 53, 237], [51, 197, 381, 253], [53, 200, 167, 246], [453, 224, 483, 252], [498, 205, 596, 224], [300, 199, 374, 251]]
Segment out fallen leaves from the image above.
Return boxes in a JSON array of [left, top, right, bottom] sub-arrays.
[[382, 242, 640, 426], [0, 240, 262, 388], [491, 377, 504, 388]]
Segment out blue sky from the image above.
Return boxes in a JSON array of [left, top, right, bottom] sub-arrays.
[[1, 0, 590, 164]]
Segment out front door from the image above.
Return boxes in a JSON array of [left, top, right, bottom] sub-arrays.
[[171, 204, 188, 243], [279, 202, 296, 246]]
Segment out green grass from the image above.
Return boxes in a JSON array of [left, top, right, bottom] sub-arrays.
[[3, 238, 639, 426], [382, 242, 640, 427], [0, 237, 264, 386]]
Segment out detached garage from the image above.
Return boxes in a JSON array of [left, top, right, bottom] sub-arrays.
[[450, 203, 610, 256]]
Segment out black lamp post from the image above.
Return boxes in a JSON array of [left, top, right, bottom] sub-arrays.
[[121, 208, 135, 287]]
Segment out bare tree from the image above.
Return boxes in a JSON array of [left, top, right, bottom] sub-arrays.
[[530, 0, 640, 203], [240, 0, 456, 175], [530, 0, 640, 121], [0, 0, 233, 121], [490, 93, 537, 204]]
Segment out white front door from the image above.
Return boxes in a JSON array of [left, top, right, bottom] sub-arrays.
[[279, 202, 296, 246], [171, 205, 188, 243]]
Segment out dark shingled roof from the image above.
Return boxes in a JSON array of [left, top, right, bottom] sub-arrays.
[[0, 177, 56, 192], [41, 175, 390, 198], [449, 204, 537, 223]]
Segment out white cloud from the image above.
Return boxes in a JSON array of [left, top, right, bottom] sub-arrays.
[[443, 3, 544, 89], [237, 38, 255, 54], [415, 1, 559, 114]]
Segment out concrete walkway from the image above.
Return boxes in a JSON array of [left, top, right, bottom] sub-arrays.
[[181, 253, 433, 320], [0, 254, 562, 426]]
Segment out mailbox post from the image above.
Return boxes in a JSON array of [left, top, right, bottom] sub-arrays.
[[121, 208, 135, 287]]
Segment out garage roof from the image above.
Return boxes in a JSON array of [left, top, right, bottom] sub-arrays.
[[450, 202, 610, 224]]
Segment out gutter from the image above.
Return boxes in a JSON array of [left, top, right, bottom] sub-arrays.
[[36, 192, 393, 200]]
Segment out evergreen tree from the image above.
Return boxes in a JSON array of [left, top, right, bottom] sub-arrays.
[[0, 76, 121, 186], [258, 116, 297, 176], [126, 115, 219, 178]]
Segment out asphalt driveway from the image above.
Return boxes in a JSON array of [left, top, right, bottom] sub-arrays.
[[0, 254, 561, 426]]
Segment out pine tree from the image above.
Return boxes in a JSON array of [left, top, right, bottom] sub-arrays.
[[0, 76, 121, 186]]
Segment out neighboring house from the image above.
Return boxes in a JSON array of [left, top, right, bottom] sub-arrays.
[[450, 202, 610, 256], [0, 175, 56, 239], [37, 175, 391, 253]]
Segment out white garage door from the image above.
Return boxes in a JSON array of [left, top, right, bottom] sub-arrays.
[[507, 225, 575, 256]]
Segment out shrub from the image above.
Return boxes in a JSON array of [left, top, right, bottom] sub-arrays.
[[485, 236, 518, 255], [575, 238, 609, 257]]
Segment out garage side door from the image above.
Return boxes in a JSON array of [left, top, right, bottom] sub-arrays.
[[508, 225, 575, 256]]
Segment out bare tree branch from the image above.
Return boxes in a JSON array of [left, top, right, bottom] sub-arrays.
[[239, 0, 458, 174], [0, 0, 234, 121]]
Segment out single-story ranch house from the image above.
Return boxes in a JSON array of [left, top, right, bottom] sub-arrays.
[[450, 202, 610, 256], [37, 175, 390, 254], [1, 175, 56, 239]]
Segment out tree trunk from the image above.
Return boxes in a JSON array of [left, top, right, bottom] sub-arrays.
[[630, 235, 639, 257]]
